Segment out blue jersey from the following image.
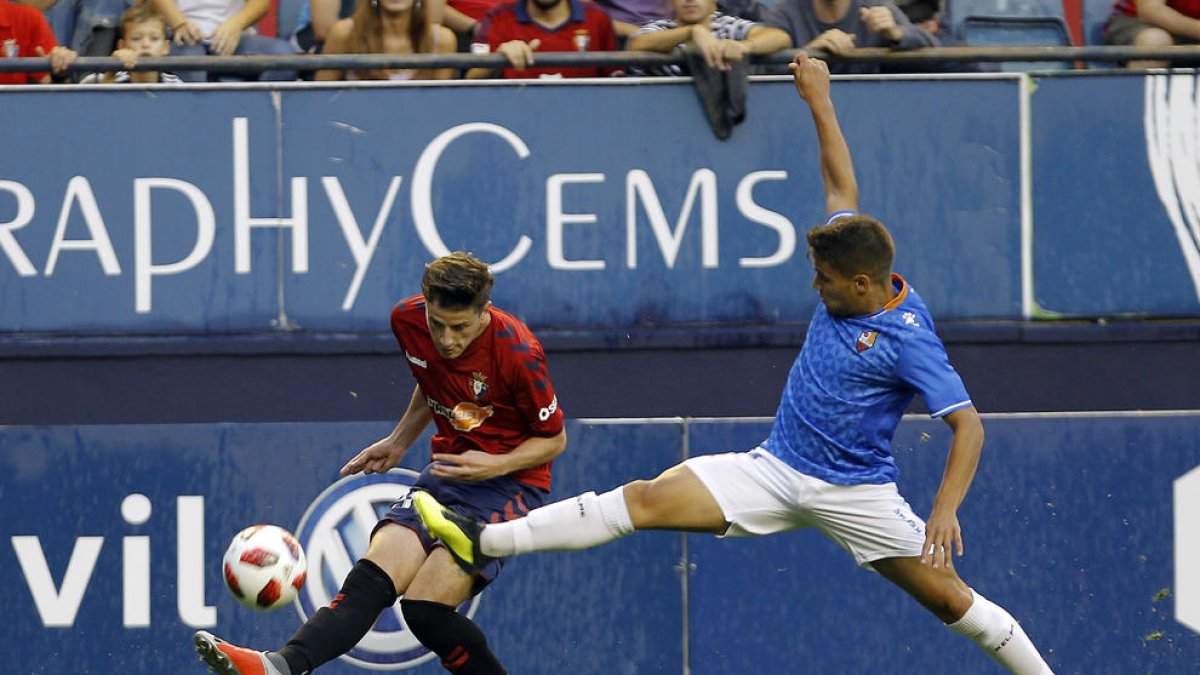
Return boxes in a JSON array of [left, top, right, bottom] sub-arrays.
[[763, 274, 972, 485]]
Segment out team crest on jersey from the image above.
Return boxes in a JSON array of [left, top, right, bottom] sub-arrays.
[[856, 330, 879, 352], [573, 29, 590, 51], [470, 372, 489, 401]]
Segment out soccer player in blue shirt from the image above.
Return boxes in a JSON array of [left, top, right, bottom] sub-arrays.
[[416, 52, 1054, 674]]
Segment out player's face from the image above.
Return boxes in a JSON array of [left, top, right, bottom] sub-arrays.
[[426, 301, 491, 359], [811, 257, 862, 317]]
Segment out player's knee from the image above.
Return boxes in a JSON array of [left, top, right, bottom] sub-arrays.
[[931, 579, 974, 623], [363, 525, 417, 591], [622, 479, 662, 522]]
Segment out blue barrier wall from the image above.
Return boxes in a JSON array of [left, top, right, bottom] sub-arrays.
[[4, 413, 1199, 673]]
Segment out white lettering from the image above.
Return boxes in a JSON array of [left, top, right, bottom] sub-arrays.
[[232, 117, 309, 275], [12, 535, 104, 627], [547, 173, 605, 271], [45, 176, 121, 276], [323, 176, 403, 311], [177, 496, 216, 627], [411, 123, 532, 273], [120, 494, 152, 628], [538, 395, 558, 421], [0, 180, 37, 275], [736, 171, 795, 268], [626, 169, 718, 269], [134, 178, 216, 314]]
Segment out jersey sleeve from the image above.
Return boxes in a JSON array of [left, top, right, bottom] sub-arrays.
[[895, 329, 972, 418], [504, 335, 564, 436]]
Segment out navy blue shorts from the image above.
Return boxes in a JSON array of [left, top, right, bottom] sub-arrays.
[[374, 463, 549, 588]]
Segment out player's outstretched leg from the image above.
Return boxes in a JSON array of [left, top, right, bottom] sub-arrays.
[[948, 590, 1054, 674], [417, 488, 637, 561], [414, 491, 492, 572], [194, 631, 287, 675]]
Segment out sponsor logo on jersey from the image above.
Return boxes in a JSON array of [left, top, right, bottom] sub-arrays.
[[295, 470, 480, 670], [538, 395, 558, 421], [405, 351, 427, 368], [856, 330, 879, 353], [427, 397, 494, 431]]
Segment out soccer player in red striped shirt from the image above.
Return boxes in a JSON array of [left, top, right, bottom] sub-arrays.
[[196, 252, 566, 675]]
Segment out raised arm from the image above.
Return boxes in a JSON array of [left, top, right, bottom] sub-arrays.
[[789, 52, 858, 216]]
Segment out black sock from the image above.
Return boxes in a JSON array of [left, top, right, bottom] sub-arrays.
[[275, 559, 398, 674], [401, 598, 507, 675]]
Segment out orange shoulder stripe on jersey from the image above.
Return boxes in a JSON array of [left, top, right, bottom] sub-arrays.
[[881, 273, 908, 312]]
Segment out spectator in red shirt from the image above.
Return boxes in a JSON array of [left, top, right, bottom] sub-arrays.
[[0, 0, 76, 83], [467, 0, 620, 78]]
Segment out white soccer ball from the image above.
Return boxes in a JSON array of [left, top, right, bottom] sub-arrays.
[[221, 524, 307, 611]]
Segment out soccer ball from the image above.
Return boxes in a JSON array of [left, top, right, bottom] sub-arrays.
[[222, 524, 307, 611]]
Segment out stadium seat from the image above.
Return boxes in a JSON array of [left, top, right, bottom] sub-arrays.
[[946, 0, 1073, 70], [947, 0, 1069, 35], [960, 16, 1073, 70]]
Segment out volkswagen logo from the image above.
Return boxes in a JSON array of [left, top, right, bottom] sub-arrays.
[[294, 469, 481, 669]]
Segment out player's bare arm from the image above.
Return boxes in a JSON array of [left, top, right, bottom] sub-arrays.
[[430, 428, 566, 481], [789, 52, 859, 216], [922, 406, 984, 569], [341, 385, 433, 475]]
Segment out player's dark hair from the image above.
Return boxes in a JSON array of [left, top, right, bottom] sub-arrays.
[[421, 251, 493, 311], [806, 215, 895, 283]]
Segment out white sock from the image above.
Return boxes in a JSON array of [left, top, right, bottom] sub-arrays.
[[480, 487, 635, 557], [949, 590, 1054, 674]]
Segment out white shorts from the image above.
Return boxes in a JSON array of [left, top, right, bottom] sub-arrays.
[[682, 447, 927, 566]]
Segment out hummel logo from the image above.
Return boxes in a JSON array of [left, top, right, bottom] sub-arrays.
[[902, 312, 919, 327]]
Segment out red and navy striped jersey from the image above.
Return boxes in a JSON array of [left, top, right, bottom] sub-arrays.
[[391, 295, 563, 490]]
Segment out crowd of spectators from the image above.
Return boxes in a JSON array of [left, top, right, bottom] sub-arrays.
[[0, 0, 1186, 84]]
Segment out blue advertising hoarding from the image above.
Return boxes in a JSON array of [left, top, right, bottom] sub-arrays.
[[1031, 72, 1200, 317], [4, 413, 1199, 673], [0, 77, 1025, 336]]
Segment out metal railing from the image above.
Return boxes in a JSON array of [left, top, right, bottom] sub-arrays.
[[2, 45, 1200, 75]]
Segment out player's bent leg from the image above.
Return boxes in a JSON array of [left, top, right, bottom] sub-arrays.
[[873, 557, 1054, 674], [476, 486, 637, 557], [275, 524, 420, 674], [402, 549, 507, 675]]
